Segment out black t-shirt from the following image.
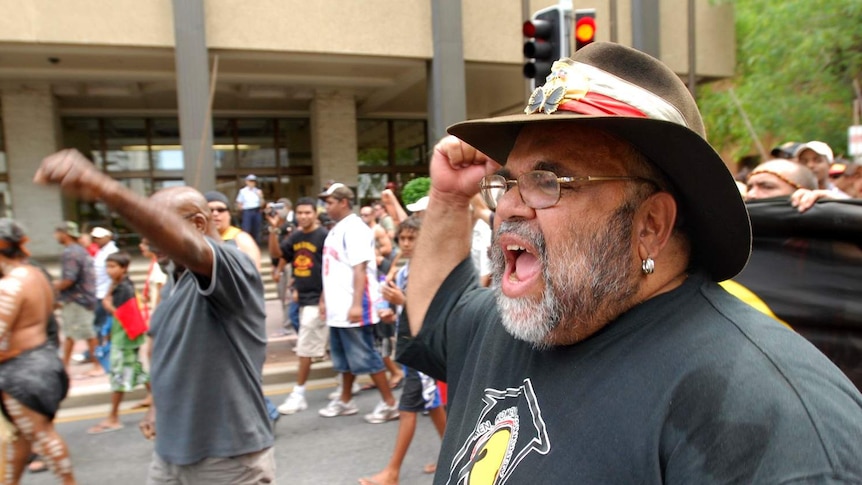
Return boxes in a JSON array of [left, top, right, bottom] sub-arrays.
[[279, 226, 327, 306], [398, 259, 862, 484]]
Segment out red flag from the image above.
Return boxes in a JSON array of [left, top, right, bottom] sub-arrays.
[[113, 280, 148, 340]]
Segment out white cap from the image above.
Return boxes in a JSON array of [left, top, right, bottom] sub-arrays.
[[90, 227, 113, 239], [794, 141, 834, 163], [406, 196, 429, 213]]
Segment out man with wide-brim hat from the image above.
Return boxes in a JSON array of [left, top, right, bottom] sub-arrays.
[[397, 42, 862, 483]]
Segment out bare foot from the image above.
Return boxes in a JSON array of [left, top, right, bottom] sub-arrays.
[[87, 420, 123, 434], [87, 366, 105, 377], [358, 469, 398, 485], [131, 396, 152, 409]]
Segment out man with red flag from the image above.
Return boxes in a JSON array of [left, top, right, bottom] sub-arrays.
[[87, 251, 149, 434]]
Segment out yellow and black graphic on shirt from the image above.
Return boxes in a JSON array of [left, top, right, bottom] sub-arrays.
[[447, 379, 550, 485], [292, 241, 319, 278]]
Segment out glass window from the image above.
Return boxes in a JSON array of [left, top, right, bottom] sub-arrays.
[[0, 182, 11, 219], [357, 119, 390, 169], [237, 119, 276, 169], [278, 119, 313, 169], [213, 118, 236, 170], [357, 119, 429, 204], [393, 120, 427, 166], [151, 119, 184, 172], [103, 119, 150, 172], [63, 118, 102, 168], [0, 116, 6, 173]]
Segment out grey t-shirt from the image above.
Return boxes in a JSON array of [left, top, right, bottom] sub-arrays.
[[149, 238, 272, 465], [399, 259, 862, 484]]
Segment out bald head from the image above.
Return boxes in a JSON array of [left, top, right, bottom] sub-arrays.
[[746, 159, 817, 200], [150, 186, 218, 239]]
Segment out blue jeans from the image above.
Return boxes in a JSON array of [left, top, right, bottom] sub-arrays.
[[289, 301, 300, 332], [329, 326, 385, 375]]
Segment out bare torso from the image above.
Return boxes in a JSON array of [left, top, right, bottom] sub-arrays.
[[0, 263, 53, 362]]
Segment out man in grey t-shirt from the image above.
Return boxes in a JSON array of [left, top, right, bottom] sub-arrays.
[[35, 152, 274, 484]]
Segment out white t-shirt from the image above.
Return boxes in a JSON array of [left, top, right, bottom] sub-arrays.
[[236, 186, 263, 210], [322, 213, 380, 328], [94, 240, 119, 299], [471, 219, 492, 278]]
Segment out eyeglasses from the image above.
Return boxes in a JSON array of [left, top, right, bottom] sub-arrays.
[[210, 207, 230, 214], [479, 170, 654, 210]]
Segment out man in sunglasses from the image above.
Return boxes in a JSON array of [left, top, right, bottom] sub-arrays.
[[204, 191, 262, 270], [398, 43, 862, 483]]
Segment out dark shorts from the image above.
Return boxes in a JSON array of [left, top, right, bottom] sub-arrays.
[[0, 342, 69, 421], [398, 366, 442, 413]]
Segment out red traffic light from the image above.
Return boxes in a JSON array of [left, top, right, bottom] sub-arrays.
[[575, 17, 596, 44], [574, 10, 596, 50]]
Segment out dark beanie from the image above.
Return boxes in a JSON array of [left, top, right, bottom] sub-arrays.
[[204, 191, 231, 209]]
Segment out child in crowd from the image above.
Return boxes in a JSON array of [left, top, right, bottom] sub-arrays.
[[87, 252, 150, 434], [360, 216, 447, 485]]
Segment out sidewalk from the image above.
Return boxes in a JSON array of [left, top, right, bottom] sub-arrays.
[[60, 299, 336, 414]]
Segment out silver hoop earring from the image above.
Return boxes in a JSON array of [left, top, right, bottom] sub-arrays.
[[641, 257, 655, 275]]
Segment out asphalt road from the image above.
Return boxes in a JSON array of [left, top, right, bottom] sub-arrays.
[[23, 381, 442, 485]]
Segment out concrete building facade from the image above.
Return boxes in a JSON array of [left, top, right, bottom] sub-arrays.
[[0, 0, 734, 257]]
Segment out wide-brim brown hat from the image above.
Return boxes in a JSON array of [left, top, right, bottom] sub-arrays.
[[448, 42, 750, 282]]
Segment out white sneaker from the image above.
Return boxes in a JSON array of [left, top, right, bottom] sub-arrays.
[[318, 398, 359, 418], [277, 392, 307, 415], [364, 400, 399, 424], [327, 382, 363, 400]]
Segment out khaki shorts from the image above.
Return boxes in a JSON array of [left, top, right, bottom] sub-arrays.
[[296, 305, 328, 358], [147, 447, 275, 485], [60, 302, 96, 340]]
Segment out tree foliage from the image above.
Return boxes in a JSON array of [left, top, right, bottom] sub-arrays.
[[699, 0, 862, 164], [401, 177, 430, 205]]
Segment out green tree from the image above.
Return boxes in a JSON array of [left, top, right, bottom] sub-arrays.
[[699, 0, 862, 164]]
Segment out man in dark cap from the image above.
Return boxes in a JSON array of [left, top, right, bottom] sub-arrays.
[[35, 157, 274, 483], [399, 43, 862, 483], [0, 219, 76, 483]]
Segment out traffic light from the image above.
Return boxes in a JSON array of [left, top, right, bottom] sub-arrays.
[[523, 6, 568, 89], [574, 9, 597, 51]]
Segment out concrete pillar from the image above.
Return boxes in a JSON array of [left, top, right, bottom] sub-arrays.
[[428, 0, 467, 143], [1, 83, 64, 259], [172, 0, 215, 192], [311, 91, 358, 195]]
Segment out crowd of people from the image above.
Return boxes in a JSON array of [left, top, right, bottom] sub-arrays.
[[740, 139, 861, 210], [0, 40, 860, 484]]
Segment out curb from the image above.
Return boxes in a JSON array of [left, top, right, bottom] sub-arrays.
[[60, 362, 338, 412]]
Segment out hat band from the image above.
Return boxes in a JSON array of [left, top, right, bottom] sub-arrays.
[[525, 60, 689, 128], [556, 91, 648, 118], [573, 62, 688, 127]]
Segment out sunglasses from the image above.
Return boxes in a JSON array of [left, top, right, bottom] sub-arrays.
[[479, 170, 654, 210], [210, 207, 230, 214]]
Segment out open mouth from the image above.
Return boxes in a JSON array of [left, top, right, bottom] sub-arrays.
[[500, 236, 542, 297]]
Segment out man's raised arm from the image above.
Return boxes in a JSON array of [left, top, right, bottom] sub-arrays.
[[406, 136, 498, 335], [34, 149, 214, 276]]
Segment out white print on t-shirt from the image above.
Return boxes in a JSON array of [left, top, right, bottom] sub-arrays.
[[447, 378, 550, 485]]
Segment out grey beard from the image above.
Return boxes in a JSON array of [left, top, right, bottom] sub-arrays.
[[490, 202, 640, 348]]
